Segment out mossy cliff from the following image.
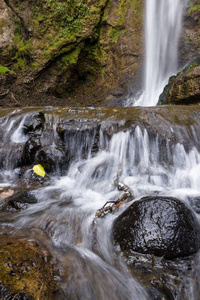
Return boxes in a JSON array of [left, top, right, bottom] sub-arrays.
[[0, 0, 144, 107], [159, 58, 200, 105]]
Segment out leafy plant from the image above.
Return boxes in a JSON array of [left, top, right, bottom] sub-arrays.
[[110, 28, 119, 43], [0, 65, 11, 74], [188, 2, 200, 14]]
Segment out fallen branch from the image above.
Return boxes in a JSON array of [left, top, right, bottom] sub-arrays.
[[92, 171, 133, 250]]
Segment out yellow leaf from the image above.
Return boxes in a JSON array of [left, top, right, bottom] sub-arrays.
[[33, 164, 45, 177]]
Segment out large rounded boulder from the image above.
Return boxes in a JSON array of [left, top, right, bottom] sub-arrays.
[[113, 196, 200, 259]]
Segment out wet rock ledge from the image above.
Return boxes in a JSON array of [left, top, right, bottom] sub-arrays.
[[0, 234, 62, 299]]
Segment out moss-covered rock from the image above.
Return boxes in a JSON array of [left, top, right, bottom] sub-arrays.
[[0, 234, 60, 299], [159, 58, 200, 105], [0, 0, 144, 107]]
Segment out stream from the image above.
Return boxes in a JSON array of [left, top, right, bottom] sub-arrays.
[[0, 0, 198, 299], [0, 107, 200, 299]]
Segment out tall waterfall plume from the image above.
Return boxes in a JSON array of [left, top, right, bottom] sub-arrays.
[[127, 0, 188, 107]]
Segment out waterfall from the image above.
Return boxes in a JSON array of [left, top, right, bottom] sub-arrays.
[[127, 0, 187, 107]]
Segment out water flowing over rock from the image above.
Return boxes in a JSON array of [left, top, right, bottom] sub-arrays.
[[0, 106, 200, 298], [127, 0, 188, 106], [0, 1, 200, 298]]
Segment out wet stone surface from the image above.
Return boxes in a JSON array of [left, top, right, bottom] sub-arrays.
[[34, 146, 69, 175], [0, 191, 38, 212], [113, 196, 200, 259], [122, 251, 200, 300], [0, 234, 62, 300]]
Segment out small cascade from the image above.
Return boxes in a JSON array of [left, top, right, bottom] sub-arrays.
[[1, 108, 200, 195], [1, 108, 200, 298], [127, 0, 188, 106]]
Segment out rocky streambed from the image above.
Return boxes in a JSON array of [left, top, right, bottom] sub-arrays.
[[0, 106, 200, 299]]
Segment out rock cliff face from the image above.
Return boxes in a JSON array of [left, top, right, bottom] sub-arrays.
[[0, 0, 199, 107], [159, 59, 200, 105], [179, 0, 200, 67], [0, 0, 144, 107]]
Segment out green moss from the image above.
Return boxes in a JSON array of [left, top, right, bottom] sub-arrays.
[[131, 0, 138, 11], [1, 0, 108, 77], [38, 0, 91, 36], [110, 28, 119, 43], [27, 0, 102, 64], [0, 65, 11, 74], [61, 47, 81, 68], [0, 235, 58, 299], [0, 18, 7, 34], [188, 2, 200, 14], [178, 61, 199, 77], [13, 58, 26, 71], [114, 0, 141, 27], [11, 34, 34, 70], [32, 61, 40, 69], [184, 62, 198, 72]]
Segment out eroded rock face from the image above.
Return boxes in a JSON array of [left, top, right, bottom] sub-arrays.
[[179, 1, 200, 67], [159, 60, 200, 105], [113, 196, 200, 259], [0, 1, 15, 64], [0, 0, 144, 107], [168, 65, 200, 104]]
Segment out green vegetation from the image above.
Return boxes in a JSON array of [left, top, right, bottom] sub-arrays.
[[0, 65, 11, 74], [45, 0, 90, 33], [110, 28, 119, 43], [12, 35, 33, 70], [8, 0, 101, 70], [184, 62, 198, 72], [62, 47, 81, 66], [0, 0, 143, 105], [0, 18, 7, 35], [188, 2, 200, 14]]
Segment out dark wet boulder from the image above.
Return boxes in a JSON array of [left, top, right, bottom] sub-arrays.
[[23, 112, 45, 135], [34, 146, 69, 174], [113, 196, 200, 259], [22, 138, 41, 165]]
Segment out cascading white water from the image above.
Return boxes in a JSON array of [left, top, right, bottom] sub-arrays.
[[1, 109, 200, 298], [127, 0, 187, 106]]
